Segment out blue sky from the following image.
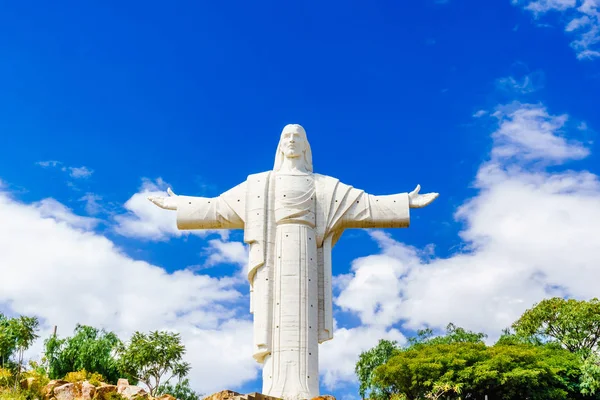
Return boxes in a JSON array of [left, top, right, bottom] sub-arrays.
[[1, 0, 599, 398]]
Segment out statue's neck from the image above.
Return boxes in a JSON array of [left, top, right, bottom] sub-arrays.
[[279, 156, 310, 174]]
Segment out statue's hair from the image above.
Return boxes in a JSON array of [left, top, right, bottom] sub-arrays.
[[273, 124, 313, 172]]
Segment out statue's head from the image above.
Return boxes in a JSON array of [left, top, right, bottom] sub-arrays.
[[273, 124, 313, 172]]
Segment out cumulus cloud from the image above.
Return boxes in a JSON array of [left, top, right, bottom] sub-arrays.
[[113, 178, 228, 241], [335, 100, 599, 356], [0, 186, 259, 394], [514, 0, 600, 59], [490, 102, 589, 163], [319, 325, 405, 390]]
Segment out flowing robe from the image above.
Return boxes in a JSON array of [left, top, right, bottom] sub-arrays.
[[175, 171, 410, 399]]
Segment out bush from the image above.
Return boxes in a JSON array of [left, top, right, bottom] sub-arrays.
[[0, 388, 27, 400], [63, 369, 105, 386], [0, 368, 11, 388]]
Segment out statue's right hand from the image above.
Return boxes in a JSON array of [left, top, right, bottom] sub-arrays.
[[147, 187, 178, 210]]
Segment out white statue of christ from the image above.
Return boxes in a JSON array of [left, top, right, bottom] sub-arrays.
[[148, 124, 438, 400]]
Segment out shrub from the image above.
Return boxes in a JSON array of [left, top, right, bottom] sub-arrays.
[[63, 369, 106, 386]]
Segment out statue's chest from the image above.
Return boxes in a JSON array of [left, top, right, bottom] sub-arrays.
[[273, 174, 316, 224]]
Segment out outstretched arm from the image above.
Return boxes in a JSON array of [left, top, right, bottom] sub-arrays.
[[341, 184, 438, 229], [148, 183, 246, 230]]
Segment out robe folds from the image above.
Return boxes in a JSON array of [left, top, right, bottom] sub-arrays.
[[175, 171, 410, 364]]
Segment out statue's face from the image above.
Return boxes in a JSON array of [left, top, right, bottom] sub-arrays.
[[280, 127, 307, 159]]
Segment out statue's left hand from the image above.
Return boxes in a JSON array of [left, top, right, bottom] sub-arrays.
[[147, 187, 179, 210], [408, 184, 439, 208]]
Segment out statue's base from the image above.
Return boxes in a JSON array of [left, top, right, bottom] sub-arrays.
[[202, 390, 335, 400]]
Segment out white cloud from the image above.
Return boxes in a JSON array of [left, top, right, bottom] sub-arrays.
[[518, 0, 577, 14], [68, 166, 94, 179], [32, 198, 101, 231], [36, 160, 62, 168], [113, 178, 228, 241], [319, 325, 405, 390], [495, 70, 545, 94], [335, 101, 600, 352], [473, 110, 488, 118], [203, 239, 248, 271], [35, 161, 94, 179], [79, 193, 104, 215], [0, 187, 260, 394], [490, 102, 589, 163], [514, 0, 600, 59]]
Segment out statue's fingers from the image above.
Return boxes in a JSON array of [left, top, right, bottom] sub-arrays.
[[415, 184, 421, 194], [167, 187, 176, 197]]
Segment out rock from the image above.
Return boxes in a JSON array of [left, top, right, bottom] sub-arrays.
[[311, 396, 335, 400], [156, 395, 176, 400], [94, 384, 118, 400], [43, 380, 71, 398], [244, 393, 281, 400], [20, 377, 37, 390], [120, 385, 148, 400], [82, 381, 96, 400], [117, 379, 129, 394], [54, 383, 82, 400], [202, 390, 242, 400]]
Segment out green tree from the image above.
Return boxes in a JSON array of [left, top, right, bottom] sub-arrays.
[[355, 339, 400, 399], [373, 342, 487, 400], [0, 314, 17, 368], [512, 297, 600, 355], [44, 324, 125, 384], [580, 352, 600, 396], [408, 323, 487, 348], [155, 378, 202, 400], [9, 316, 39, 387], [117, 331, 191, 396]]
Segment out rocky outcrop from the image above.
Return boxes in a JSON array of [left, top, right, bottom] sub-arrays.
[[37, 379, 150, 400]]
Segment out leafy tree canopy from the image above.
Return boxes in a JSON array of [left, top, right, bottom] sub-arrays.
[[156, 378, 202, 400], [512, 297, 600, 356], [373, 341, 586, 400], [117, 331, 191, 396], [355, 339, 400, 400], [44, 324, 125, 385]]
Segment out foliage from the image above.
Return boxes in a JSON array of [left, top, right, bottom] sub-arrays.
[[355, 339, 400, 399], [44, 324, 126, 385], [0, 368, 11, 387], [95, 391, 127, 400], [580, 352, 600, 395], [373, 341, 487, 400], [0, 315, 39, 379], [0, 315, 16, 369], [9, 317, 39, 386], [155, 378, 202, 400], [117, 331, 191, 396], [63, 369, 105, 386], [0, 388, 27, 400], [407, 323, 487, 348], [512, 297, 600, 355], [366, 322, 595, 400]]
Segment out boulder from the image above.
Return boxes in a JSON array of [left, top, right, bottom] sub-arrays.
[[156, 394, 176, 400], [54, 383, 82, 400], [94, 384, 118, 400], [120, 385, 148, 400], [82, 381, 96, 400], [202, 390, 242, 400], [43, 380, 70, 399], [117, 379, 129, 394], [20, 377, 37, 390]]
